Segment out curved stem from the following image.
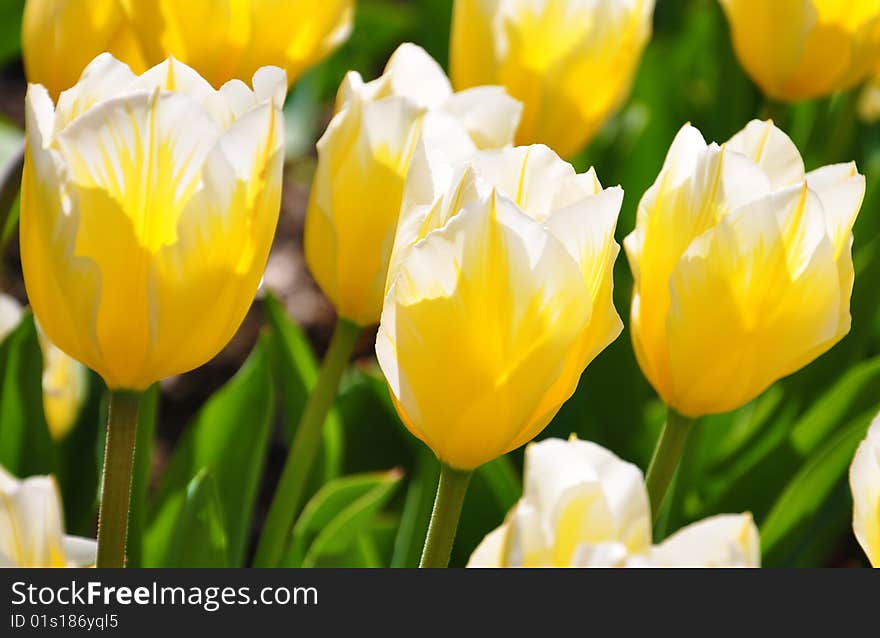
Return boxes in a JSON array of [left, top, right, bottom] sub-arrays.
[[253, 317, 361, 567], [645, 407, 694, 523], [96, 390, 142, 568], [419, 463, 472, 568]]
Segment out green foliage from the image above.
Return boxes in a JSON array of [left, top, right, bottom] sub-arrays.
[[0, 313, 56, 477], [281, 469, 403, 567], [144, 338, 274, 567]]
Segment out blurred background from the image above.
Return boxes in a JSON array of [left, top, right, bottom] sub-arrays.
[[0, 0, 877, 567]]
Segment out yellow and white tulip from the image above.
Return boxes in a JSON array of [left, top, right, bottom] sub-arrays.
[[377, 144, 623, 470], [468, 436, 760, 567], [625, 120, 864, 417], [21, 54, 285, 391], [0, 466, 96, 567], [305, 43, 522, 326]]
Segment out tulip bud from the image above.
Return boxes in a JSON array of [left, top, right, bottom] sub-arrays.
[[0, 466, 96, 567], [21, 54, 286, 391], [377, 145, 623, 470], [468, 436, 760, 567], [450, 0, 655, 158], [22, 0, 353, 96], [850, 415, 880, 567], [305, 43, 522, 326], [0, 294, 87, 441], [720, 0, 880, 101], [624, 120, 864, 417]]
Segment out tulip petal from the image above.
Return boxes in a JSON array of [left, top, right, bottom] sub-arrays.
[[649, 513, 760, 567], [440, 85, 522, 149], [62, 536, 98, 568], [54, 53, 138, 132], [52, 90, 222, 387], [378, 42, 453, 107], [523, 438, 652, 557], [850, 416, 880, 567], [466, 524, 508, 567], [21, 85, 104, 376], [667, 186, 841, 415], [726, 119, 805, 189], [806, 162, 866, 258]]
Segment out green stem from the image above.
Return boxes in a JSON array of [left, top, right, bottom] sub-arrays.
[[645, 407, 694, 523], [253, 317, 362, 567], [96, 390, 142, 568], [419, 463, 472, 568]]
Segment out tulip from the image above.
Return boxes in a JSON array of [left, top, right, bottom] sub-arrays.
[[450, 0, 655, 158], [22, 54, 285, 391], [121, 0, 355, 89], [377, 144, 623, 566], [23, 0, 148, 99], [0, 294, 87, 440], [850, 415, 880, 567], [256, 43, 522, 568], [0, 466, 96, 567], [22, 0, 353, 96], [625, 120, 863, 420], [625, 120, 863, 514], [719, 0, 880, 101], [305, 42, 522, 327], [468, 436, 760, 567], [22, 53, 285, 567]]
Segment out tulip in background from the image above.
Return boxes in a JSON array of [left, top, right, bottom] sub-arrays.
[[626, 119, 864, 513], [719, 0, 880, 101], [451, 0, 655, 158], [22, 0, 147, 99], [850, 415, 880, 567], [0, 466, 97, 567], [0, 294, 87, 440], [469, 437, 760, 567], [377, 143, 624, 566], [21, 53, 286, 566], [22, 0, 354, 96], [254, 42, 521, 568]]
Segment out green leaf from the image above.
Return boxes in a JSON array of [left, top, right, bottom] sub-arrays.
[[149, 470, 229, 568], [760, 410, 874, 565], [0, 312, 56, 477], [264, 293, 344, 484], [281, 469, 403, 567], [145, 337, 274, 566], [0, 0, 24, 65]]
